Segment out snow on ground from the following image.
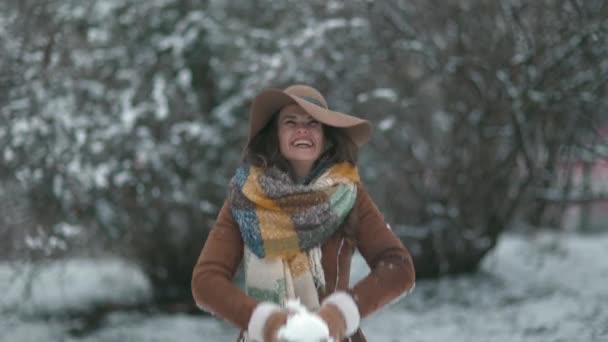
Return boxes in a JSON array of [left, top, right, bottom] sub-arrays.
[[1, 231, 607, 342], [360, 231, 608, 341], [0, 258, 151, 317]]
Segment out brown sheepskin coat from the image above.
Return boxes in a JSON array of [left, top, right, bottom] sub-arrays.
[[192, 186, 415, 341]]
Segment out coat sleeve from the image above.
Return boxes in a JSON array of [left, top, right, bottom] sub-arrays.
[[349, 187, 416, 318], [191, 200, 257, 330]]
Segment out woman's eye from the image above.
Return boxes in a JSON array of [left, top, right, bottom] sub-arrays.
[[308, 120, 319, 127], [285, 120, 295, 126]]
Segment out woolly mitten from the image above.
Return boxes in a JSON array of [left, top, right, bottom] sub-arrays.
[[319, 292, 361, 340], [247, 302, 289, 342], [263, 310, 289, 342], [317, 303, 346, 341]]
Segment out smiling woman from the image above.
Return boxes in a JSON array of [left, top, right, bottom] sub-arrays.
[[277, 105, 325, 180], [191, 84, 416, 342]]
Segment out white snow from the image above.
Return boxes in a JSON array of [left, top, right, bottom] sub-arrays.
[[377, 116, 396, 131], [153, 76, 169, 120], [357, 88, 398, 103], [358, 231, 608, 341], [1, 230, 607, 341], [277, 299, 330, 342], [0, 258, 152, 317]]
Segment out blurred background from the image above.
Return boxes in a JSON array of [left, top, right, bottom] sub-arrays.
[[1, 0, 607, 341]]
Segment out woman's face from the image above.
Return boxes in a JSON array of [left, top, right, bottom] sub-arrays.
[[277, 104, 325, 177]]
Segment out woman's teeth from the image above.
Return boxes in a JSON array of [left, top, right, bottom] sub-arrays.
[[292, 140, 313, 147]]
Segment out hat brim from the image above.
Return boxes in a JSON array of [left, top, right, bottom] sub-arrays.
[[248, 89, 372, 147]]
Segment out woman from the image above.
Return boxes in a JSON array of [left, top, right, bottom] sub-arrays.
[[192, 84, 415, 341]]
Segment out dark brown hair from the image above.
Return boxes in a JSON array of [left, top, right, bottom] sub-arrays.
[[242, 113, 359, 176]]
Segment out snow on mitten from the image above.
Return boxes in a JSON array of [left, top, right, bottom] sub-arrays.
[[277, 300, 330, 341], [264, 310, 290, 342], [247, 302, 289, 342], [319, 292, 361, 339]]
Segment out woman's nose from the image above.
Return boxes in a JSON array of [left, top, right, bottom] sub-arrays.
[[295, 125, 309, 134]]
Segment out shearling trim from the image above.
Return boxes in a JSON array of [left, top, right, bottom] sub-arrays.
[[247, 302, 281, 342], [322, 291, 361, 336]]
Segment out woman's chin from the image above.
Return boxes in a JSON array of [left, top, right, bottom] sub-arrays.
[[286, 152, 321, 163]]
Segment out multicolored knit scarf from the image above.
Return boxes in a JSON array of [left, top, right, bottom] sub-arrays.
[[229, 162, 360, 308]]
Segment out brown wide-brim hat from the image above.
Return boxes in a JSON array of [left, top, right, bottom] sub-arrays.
[[248, 84, 372, 146]]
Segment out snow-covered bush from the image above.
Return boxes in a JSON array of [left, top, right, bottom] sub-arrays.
[[0, 0, 380, 301], [1, 1, 606, 306]]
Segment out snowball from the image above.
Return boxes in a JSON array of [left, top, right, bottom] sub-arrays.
[[277, 299, 331, 342]]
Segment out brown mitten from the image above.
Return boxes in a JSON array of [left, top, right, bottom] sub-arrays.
[[319, 292, 361, 340], [317, 303, 347, 341], [263, 310, 289, 342], [247, 302, 289, 342]]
